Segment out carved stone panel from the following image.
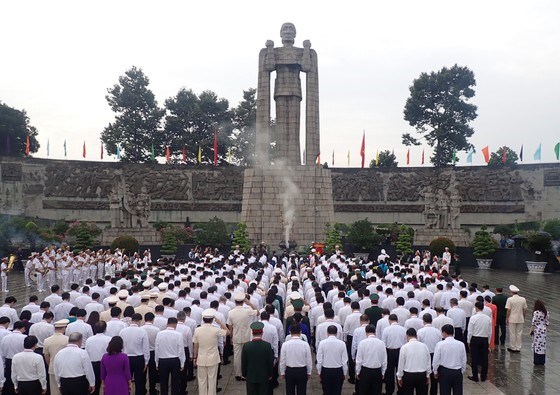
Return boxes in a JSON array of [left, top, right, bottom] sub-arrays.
[[544, 169, 560, 186], [334, 204, 423, 213], [331, 171, 383, 201], [192, 171, 243, 201], [455, 170, 524, 202], [387, 173, 451, 202], [1, 163, 22, 182]]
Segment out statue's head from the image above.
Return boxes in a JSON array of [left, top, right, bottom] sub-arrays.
[[280, 23, 296, 45]]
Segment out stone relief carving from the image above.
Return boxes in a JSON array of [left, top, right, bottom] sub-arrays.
[[192, 171, 243, 201], [544, 169, 560, 187], [455, 170, 524, 202], [1, 163, 22, 182], [387, 173, 451, 202], [331, 172, 383, 201]]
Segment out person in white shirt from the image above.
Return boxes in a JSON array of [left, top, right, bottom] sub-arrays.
[[417, 314, 442, 395], [279, 324, 312, 395], [85, 321, 110, 395], [11, 335, 47, 394], [155, 317, 185, 395], [467, 301, 492, 383], [397, 328, 431, 394], [447, 298, 467, 342], [433, 324, 466, 395], [141, 313, 161, 395], [382, 314, 407, 395], [119, 313, 149, 395], [28, 312, 55, 351], [355, 324, 386, 395], [404, 308, 424, 332], [53, 332, 96, 395], [432, 307, 454, 331], [316, 325, 348, 395], [65, 309, 93, 348], [0, 321, 27, 393], [105, 307, 126, 337], [0, 296, 19, 330], [20, 295, 41, 315]]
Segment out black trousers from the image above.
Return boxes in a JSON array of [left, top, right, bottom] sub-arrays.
[[386, 348, 401, 395], [158, 357, 181, 395], [285, 366, 307, 395], [35, 348, 50, 395], [129, 355, 146, 395], [402, 372, 428, 395], [454, 327, 463, 343], [320, 367, 343, 395], [60, 376, 89, 395], [346, 335, 355, 380], [223, 335, 233, 363], [91, 361, 101, 395], [463, 318, 470, 349], [17, 380, 42, 395], [186, 347, 195, 380], [179, 347, 189, 394], [495, 320, 506, 345], [358, 366, 382, 395], [148, 350, 159, 395], [470, 336, 488, 381], [246, 381, 269, 395], [428, 353, 438, 395], [1, 358, 13, 395], [437, 367, 462, 395]]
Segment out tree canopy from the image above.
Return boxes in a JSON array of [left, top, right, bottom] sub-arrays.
[[0, 102, 40, 157], [101, 66, 165, 163], [402, 64, 477, 167], [231, 88, 257, 166], [369, 150, 398, 168], [488, 146, 519, 166]]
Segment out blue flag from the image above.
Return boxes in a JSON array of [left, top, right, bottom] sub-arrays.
[[533, 144, 542, 161], [466, 148, 474, 164]]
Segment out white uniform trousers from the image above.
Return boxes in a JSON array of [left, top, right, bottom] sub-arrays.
[[197, 364, 219, 395], [233, 342, 244, 377], [509, 322, 524, 351]]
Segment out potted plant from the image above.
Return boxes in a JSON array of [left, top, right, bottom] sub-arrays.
[[472, 226, 496, 269], [525, 231, 552, 273]]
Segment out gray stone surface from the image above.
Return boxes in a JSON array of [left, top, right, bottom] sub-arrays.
[[256, 23, 320, 166]]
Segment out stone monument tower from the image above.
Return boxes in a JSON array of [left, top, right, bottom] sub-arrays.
[[241, 23, 334, 248]]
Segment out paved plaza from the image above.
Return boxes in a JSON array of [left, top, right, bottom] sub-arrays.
[[3, 267, 560, 395]]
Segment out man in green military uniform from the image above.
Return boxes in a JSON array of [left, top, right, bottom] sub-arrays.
[[364, 293, 383, 327], [242, 322, 274, 395], [492, 286, 508, 346]]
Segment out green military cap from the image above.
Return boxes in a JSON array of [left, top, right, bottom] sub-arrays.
[[370, 293, 379, 300], [292, 299, 304, 309], [250, 322, 264, 331]]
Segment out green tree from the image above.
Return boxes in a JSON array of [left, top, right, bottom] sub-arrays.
[[543, 219, 560, 240], [164, 88, 233, 164], [160, 229, 178, 255], [473, 225, 497, 258], [347, 219, 380, 251], [0, 102, 40, 157], [396, 226, 414, 256], [231, 88, 257, 166], [101, 66, 165, 163], [324, 223, 344, 254], [488, 146, 519, 166], [369, 150, 398, 168], [402, 64, 477, 167], [194, 217, 229, 246], [232, 223, 251, 253]]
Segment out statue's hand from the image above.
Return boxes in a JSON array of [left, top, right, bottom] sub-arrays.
[[303, 40, 311, 49], [266, 40, 274, 48]]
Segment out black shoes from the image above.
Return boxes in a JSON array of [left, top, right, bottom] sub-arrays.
[[468, 376, 478, 382]]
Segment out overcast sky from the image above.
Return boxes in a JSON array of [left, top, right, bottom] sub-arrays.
[[1, 0, 559, 166]]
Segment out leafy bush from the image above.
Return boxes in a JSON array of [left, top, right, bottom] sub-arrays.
[[324, 223, 344, 254], [543, 219, 560, 240], [473, 225, 496, 258], [347, 218, 380, 251], [66, 222, 101, 252], [160, 230, 178, 255], [232, 223, 251, 253], [526, 232, 552, 253], [153, 220, 170, 232], [111, 235, 140, 254], [429, 237, 456, 257], [194, 217, 229, 247], [396, 226, 414, 256]]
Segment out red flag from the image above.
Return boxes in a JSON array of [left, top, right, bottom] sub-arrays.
[[100, 142, 103, 160], [482, 146, 490, 163], [406, 148, 410, 165], [502, 147, 508, 164], [165, 146, 170, 163], [182, 146, 187, 162], [421, 149, 425, 165], [316, 153, 321, 165], [360, 131, 365, 168], [82, 141, 86, 158], [25, 135, 30, 156], [213, 130, 218, 166]]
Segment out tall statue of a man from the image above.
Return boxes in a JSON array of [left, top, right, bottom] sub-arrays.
[[255, 23, 320, 166]]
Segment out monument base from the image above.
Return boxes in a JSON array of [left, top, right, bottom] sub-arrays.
[[101, 228, 161, 246], [240, 165, 335, 248], [414, 228, 471, 247]]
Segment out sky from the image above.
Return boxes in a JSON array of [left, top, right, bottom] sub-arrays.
[[1, 0, 559, 166]]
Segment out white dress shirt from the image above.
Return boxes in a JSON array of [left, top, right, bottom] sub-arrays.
[[0, 305, 19, 329], [0, 330, 26, 359], [397, 339, 431, 379], [447, 307, 466, 330], [65, 319, 93, 347], [467, 312, 493, 343], [120, 324, 150, 364], [29, 321, 55, 347], [432, 337, 467, 373], [105, 318, 127, 338], [417, 325, 442, 353], [85, 334, 111, 362], [315, 320, 343, 349], [176, 323, 194, 358], [316, 335, 348, 375], [53, 344, 96, 386], [382, 323, 407, 349], [355, 335, 387, 375], [351, 325, 367, 360], [141, 323, 160, 351], [279, 336, 312, 376], [155, 328, 185, 368], [11, 349, 47, 390]]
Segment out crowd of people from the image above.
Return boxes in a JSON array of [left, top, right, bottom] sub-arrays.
[[0, 244, 550, 395]]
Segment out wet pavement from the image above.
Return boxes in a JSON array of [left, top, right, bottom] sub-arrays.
[[4, 268, 559, 394]]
